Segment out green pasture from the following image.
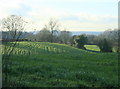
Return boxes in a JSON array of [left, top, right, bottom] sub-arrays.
[[2, 42, 118, 87], [85, 45, 117, 52], [85, 45, 100, 52]]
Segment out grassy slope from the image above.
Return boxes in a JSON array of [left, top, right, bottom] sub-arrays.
[[5, 42, 118, 87], [85, 45, 100, 52], [85, 45, 117, 52]]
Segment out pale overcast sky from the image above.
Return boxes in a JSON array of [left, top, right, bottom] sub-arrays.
[[0, 0, 118, 31]]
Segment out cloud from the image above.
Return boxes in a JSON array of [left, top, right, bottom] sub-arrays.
[[25, 7, 70, 31], [20, 8, 118, 31], [0, 0, 23, 18], [76, 12, 117, 23], [38, 0, 119, 3], [23, 0, 118, 3], [0, 0, 22, 8], [59, 12, 117, 31], [61, 20, 117, 31], [0, 0, 117, 31]]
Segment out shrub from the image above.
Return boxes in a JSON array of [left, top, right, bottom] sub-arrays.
[[97, 38, 112, 52], [74, 34, 87, 49]]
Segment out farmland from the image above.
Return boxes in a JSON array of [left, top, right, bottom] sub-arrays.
[[85, 45, 100, 52], [2, 42, 118, 87], [85, 45, 117, 52]]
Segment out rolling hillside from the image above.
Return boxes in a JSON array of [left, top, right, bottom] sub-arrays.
[[3, 42, 118, 87]]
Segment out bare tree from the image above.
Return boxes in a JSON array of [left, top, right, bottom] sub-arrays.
[[35, 28, 52, 42], [44, 18, 59, 42], [1, 15, 26, 87], [59, 31, 72, 44]]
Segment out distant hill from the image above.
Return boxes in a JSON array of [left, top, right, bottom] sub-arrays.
[[28, 31, 103, 35], [72, 31, 103, 35], [2, 31, 103, 37]]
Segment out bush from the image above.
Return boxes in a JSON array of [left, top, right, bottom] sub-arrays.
[[97, 38, 112, 52], [74, 34, 87, 49]]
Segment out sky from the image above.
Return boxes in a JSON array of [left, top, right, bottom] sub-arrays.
[[0, 0, 118, 32]]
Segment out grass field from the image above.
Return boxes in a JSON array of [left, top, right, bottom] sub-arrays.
[[85, 45, 117, 52], [2, 42, 118, 87], [85, 45, 100, 52]]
